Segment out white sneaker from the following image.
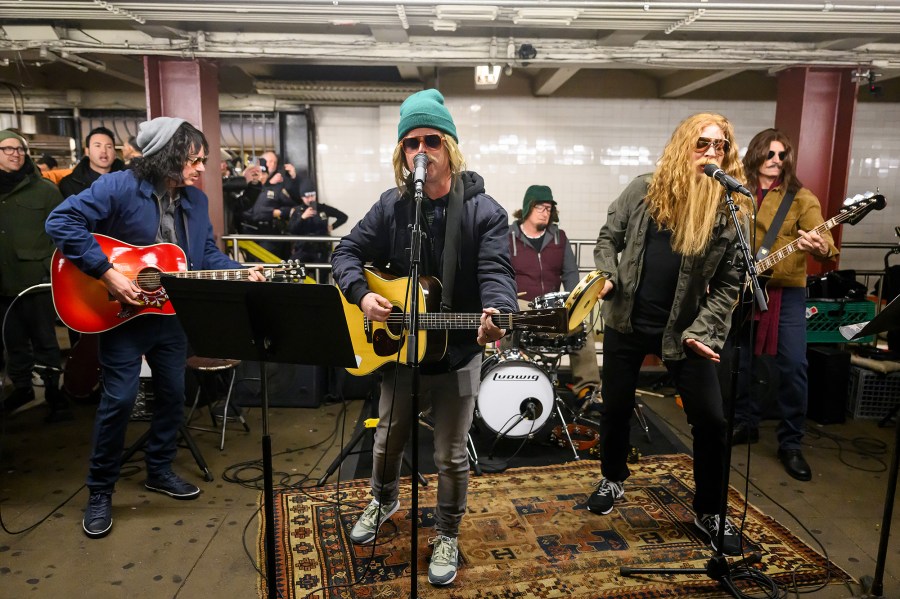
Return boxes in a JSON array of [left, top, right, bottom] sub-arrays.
[[427, 535, 459, 586], [348, 498, 399, 544]]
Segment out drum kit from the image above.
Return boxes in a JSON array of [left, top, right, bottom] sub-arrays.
[[473, 271, 606, 461]]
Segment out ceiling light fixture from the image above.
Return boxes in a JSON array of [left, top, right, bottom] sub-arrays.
[[475, 64, 501, 89]]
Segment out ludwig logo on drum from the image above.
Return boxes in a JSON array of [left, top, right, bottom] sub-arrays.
[[491, 372, 540, 381]]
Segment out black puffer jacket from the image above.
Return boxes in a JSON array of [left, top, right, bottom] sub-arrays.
[[58, 156, 126, 200], [332, 171, 518, 370]]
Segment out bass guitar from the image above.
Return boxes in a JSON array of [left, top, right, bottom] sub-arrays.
[[741, 191, 886, 310], [338, 268, 567, 375], [50, 234, 302, 334]]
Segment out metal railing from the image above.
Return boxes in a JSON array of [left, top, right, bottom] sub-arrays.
[[224, 233, 899, 309]]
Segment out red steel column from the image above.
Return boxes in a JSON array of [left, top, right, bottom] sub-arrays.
[[775, 67, 858, 274], [144, 57, 226, 243]]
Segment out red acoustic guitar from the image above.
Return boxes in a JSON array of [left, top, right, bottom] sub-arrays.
[[50, 234, 299, 334]]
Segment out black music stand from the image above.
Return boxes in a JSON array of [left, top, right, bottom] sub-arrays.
[[842, 295, 900, 598], [162, 276, 356, 599]]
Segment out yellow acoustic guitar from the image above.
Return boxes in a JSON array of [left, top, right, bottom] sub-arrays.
[[338, 268, 567, 375]]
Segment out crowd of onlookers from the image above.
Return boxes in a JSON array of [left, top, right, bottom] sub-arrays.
[[0, 125, 348, 420]]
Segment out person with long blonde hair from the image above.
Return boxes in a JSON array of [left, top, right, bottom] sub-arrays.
[[587, 112, 749, 556]]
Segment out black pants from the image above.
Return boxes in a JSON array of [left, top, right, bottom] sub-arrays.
[[0, 291, 62, 389], [600, 327, 727, 515]]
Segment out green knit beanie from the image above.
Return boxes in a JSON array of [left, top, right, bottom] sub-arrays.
[[0, 129, 26, 145], [523, 185, 555, 215], [397, 89, 458, 142]]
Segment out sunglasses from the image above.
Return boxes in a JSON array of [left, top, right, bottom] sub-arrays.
[[767, 150, 788, 161], [0, 146, 27, 156], [400, 134, 444, 153], [695, 137, 731, 154], [186, 155, 208, 166], [531, 204, 553, 214]]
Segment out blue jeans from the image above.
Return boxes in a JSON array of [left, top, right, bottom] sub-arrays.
[[732, 287, 808, 450], [87, 316, 188, 491], [600, 327, 728, 515]]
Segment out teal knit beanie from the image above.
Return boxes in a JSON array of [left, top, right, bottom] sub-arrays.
[[397, 89, 458, 142], [523, 185, 555, 215]]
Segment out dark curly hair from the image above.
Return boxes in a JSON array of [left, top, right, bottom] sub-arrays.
[[131, 122, 208, 187], [742, 128, 803, 195]]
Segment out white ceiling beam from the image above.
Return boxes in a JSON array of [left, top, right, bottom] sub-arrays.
[[533, 67, 580, 96], [396, 64, 422, 80], [659, 69, 744, 98], [817, 37, 880, 51], [597, 30, 649, 47], [369, 26, 408, 43]]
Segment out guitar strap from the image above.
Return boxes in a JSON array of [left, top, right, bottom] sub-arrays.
[[755, 189, 796, 262], [439, 177, 464, 312]]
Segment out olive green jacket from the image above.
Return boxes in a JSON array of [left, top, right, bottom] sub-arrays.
[[593, 174, 746, 360], [0, 159, 64, 295]]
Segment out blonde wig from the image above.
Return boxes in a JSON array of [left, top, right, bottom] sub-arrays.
[[392, 134, 466, 196], [648, 112, 748, 256]]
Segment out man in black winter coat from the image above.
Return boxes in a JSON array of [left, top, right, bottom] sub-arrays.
[[331, 89, 517, 587], [58, 126, 126, 199]]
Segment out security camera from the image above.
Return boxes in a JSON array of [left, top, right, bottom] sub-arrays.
[[516, 43, 537, 63]]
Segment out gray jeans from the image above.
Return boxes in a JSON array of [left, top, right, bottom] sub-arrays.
[[370, 352, 480, 537]]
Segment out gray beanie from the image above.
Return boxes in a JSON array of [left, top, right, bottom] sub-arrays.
[[136, 117, 186, 157]]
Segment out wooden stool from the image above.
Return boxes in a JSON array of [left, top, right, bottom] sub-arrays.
[[185, 356, 248, 450]]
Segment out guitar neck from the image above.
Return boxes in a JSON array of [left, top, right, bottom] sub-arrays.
[[168, 268, 255, 281], [383, 312, 525, 331], [755, 212, 847, 273]]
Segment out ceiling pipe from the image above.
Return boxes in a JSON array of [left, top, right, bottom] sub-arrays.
[[49, 51, 145, 86]]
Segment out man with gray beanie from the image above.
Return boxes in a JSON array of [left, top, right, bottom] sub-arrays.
[[0, 129, 72, 422], [332, 88, 517, 586], [507, 184, 602, 412], [46, 117, 265, 540]]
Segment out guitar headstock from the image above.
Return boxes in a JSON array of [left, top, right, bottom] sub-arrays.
[[842, 191, 886, 225], [267, 260, 307, 283]]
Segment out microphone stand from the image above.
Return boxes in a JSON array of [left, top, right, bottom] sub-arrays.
[[405, 170, 426, 599], [621, 190, 770, 596]]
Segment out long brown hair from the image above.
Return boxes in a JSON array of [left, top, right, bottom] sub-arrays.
[[647, 112, 747, 256], [742, 128, 803, 194]]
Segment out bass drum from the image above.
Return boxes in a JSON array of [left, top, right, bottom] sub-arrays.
[[476, 350, 554, 438]]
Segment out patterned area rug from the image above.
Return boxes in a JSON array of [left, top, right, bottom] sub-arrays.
[[261, 454, 851, 598]]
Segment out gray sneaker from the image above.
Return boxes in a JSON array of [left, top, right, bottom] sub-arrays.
[[348, 498, 399, 544], [427, 535, 459, 586]]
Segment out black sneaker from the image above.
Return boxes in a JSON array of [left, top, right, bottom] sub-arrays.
[[2, 387, 35, 415], [587, 478, 624, 515], [695, 513, 742, 556], [145, 471, 201, 500], [83, 490, 113, 539]]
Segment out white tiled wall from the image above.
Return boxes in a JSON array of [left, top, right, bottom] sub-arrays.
[[315, 97, 899, 273]]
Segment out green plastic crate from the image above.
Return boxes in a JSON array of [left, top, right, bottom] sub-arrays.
[[805, 300, 876, 344]]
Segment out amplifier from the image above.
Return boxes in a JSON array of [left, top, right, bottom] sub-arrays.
[[806, 345, 850, 424]]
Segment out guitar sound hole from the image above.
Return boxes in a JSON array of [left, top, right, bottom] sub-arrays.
[[385, 306, 404, 337], [136, 267, 163, 291]]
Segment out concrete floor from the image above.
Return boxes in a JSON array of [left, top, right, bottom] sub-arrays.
[[1, 374, 898, 599]]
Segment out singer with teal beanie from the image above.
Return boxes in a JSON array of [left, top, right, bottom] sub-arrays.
[[397, 88, 459, 142]]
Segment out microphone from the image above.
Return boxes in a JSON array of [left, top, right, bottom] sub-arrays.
[[703, 163, 752, 198], [413, 152, 428, 193]]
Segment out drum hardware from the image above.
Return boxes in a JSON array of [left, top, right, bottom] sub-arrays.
[[550, 423, 599, 452]]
